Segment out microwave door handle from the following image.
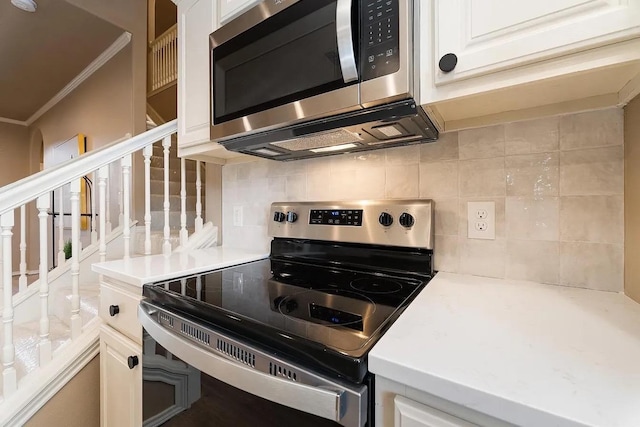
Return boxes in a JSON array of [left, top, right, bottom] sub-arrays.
[[138, 303, 356, 424], [336, 0, 358, 83]]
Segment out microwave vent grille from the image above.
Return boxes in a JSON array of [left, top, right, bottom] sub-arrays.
[[270, 129, 362, 152]]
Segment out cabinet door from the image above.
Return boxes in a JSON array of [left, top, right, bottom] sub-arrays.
[[394, 396, 477, 427], [100, 325, 142, 427], [219, 0, 262, 25], [434, 0, 640, 85], [177, 0, 217, 147]]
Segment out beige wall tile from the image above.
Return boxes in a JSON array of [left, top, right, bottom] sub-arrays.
[[560, 242, 623, 291], [385, 164, 419, 198], [459, 197, 505, 239], [506, 240, 559, 284], [560, 146, 623, 195], [331, 151, 386, 172], [506, 197, 559, 241], [560, 195, 624, 244], [286, 175, 307, 201], [433, 198, 459, 236], [506, 153, 559, 197], [331, 169, 359, 200], [559, 108, 623, 151], [355, 167, 386, 200], [459, 124, 505, 160], [458, 238, 506, 279], [307, 173, 333, 200], [385, 145, 421, 165], [267, 176, 286, 202], [222, 164, 237, 182], [434, 235, 458, 273], [459, 158, 505, 197], [505, 116, 559, 155], [420, 132, 458, 162], [419, 161, 458, 198]]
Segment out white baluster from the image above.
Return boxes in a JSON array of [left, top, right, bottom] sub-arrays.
[[122, 154, 132, 260], [57, 187, 65, 266], [143, 146, 153, 255], [118, 185, 124, 228], [37, 194, 51, 365], [180, 158, 188, 247], [1, 211, 16, 397], [91, 172, 97, 245], [195, 160, 203, 232], [70, 180, 82, 339], [105, 174, 112, 234], [98, 166, 109, 264], [162, 136, 172, 256], [18, 204, 27, 291]]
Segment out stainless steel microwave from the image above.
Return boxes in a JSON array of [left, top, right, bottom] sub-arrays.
[[210, 0, 438, 161]]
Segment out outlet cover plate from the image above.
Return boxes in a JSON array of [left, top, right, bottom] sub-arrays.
[[467, 201, 495, 239]]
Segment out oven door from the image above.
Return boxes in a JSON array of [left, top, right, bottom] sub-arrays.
[[210, 0, 361, 141], [139, 301, 368, 427]]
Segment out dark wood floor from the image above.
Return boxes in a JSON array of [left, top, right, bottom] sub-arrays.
[[162, 374, 340, 427]]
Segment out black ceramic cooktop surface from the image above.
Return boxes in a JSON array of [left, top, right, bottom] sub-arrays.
[[144, 257, 428, 383]]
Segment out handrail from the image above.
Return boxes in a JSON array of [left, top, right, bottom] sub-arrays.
[[150, 23, 178, 47], [0, 119, 177, 216]]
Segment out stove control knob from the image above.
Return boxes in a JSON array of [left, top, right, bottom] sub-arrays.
[[286, 211, 298, 223], [379, 212, 393, 227], [399, 213, 415, 228], [273, 211, 285, 222]]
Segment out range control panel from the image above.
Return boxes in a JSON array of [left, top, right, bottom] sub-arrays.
[[268, 200, 434, 249], [309, 209, 363, 226], [361, 0, 400, 81]]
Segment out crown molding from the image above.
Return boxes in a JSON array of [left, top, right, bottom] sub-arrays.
[[17, 31, 132, 127], [0, 117, 28, 126]]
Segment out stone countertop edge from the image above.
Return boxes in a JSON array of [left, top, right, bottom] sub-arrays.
[[369, 271, 640, 427], [91, 246, 269, 287]]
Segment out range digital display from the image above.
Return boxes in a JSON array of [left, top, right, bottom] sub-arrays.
[[309, 209, 363, 226]]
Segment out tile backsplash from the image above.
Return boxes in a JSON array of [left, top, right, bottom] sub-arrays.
[[222, 108, 624, 292]]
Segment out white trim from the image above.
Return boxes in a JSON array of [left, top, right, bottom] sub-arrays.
[[0, 120, 176, 217], [24, 32, 132, 126], [618, 71, 640, 107], [0, 117, 28, 127], [0, 320, 100, 426]]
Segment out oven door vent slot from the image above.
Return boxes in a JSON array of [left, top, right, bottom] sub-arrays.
[[158, 312, 174, 327], [216, 339, 256, 367], [180, 322, 211, 345], [269, 362, 298, 382]]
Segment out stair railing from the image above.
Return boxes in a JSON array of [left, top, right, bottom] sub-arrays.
[[149, 23, 178, 94], [0, 119, 206, 400]]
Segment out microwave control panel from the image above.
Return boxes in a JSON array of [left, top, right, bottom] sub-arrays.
[[362, 0, 400, 81]]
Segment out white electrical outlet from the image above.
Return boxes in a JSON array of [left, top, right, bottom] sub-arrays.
[[233, 206, 243, 227], [467, 201, 495, 239]]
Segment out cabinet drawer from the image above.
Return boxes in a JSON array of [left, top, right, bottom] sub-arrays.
[[100, 283, 142, 344]]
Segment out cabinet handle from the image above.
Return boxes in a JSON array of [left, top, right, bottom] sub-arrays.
[[127, 355, 139, 369], [439, 53, 458, 73], [109, 305, 120, 317]]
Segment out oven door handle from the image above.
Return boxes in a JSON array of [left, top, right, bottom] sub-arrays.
[[336, 0, 358, 83], [138, 303, 351, 424]]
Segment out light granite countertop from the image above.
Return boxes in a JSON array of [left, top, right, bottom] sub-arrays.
[[369, 272, 640, 427], [91, 246, 269, 287]]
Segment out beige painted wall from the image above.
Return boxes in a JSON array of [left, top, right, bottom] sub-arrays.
[[0, 122, 30, 271], [625, 95, 640, 304], [26, 47, 134, 271], [25, 356, 99, 427]]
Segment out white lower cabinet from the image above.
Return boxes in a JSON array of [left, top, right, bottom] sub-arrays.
[[100, 324, 142, 427], [376, 377, 511, 427], [395, 396, 476, 427]]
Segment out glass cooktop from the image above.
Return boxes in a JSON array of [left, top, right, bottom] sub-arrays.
[[143, 257, 428, 382]]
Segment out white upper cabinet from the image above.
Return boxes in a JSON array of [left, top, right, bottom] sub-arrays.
[[219, 0, 262, 26], [434, 0, 640, 85], [177, 0, 217, 147]]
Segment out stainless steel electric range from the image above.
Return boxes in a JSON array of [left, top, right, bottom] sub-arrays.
[[138, 200, 434, 427]]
